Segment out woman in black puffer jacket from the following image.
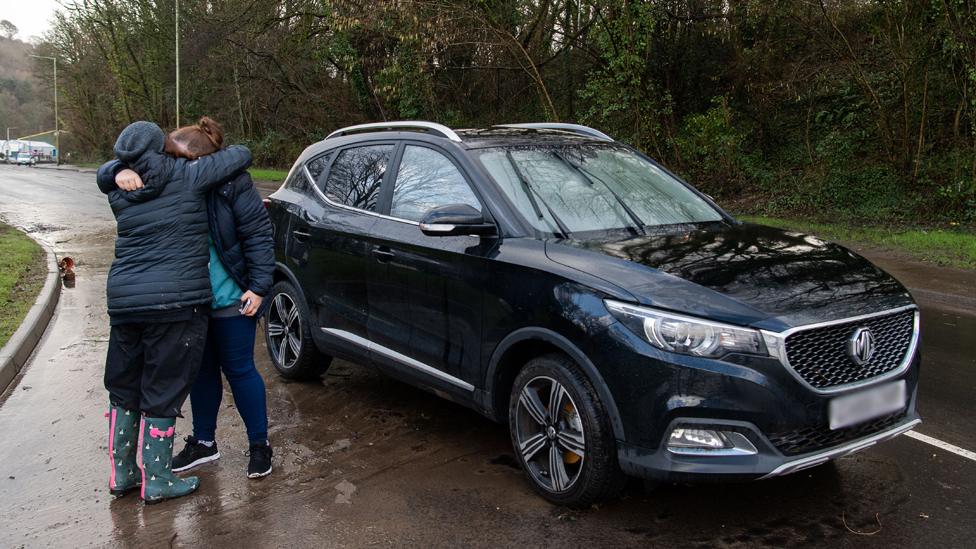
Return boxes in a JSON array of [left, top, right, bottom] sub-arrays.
[[96, 121, 252, 505], [105, 118, 277, 482]]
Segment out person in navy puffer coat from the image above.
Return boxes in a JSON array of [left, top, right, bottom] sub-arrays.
[[95, 121, 252, 505]]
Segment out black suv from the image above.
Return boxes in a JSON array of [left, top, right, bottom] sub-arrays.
[[264, 121, 920, 506]]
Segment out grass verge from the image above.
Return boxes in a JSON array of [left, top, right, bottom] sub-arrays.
[[249, 168, 289, 182], [60, 161, 290, 181], [0, 224, 46, 348], [741, 215, 976, 270], [70, 164, 290, 181]]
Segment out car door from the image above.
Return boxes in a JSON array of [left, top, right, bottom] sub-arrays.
[[365, 142, 496, 394], [286, 143, 394, 354]]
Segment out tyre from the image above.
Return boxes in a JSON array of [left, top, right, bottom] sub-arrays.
[[508, 353, 625, 507], [264, 280, 332, 380]]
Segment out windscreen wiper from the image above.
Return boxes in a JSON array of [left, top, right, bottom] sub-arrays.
[[505, 150, 572, 238], [553, 150, 646, 236]]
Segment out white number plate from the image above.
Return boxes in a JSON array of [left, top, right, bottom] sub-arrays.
[[829, 380, 906, 430]]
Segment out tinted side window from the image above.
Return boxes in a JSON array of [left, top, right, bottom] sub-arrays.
[[390, 146, 481, 222], [306, 151, 334, 186], [324, 145, 393, 212], [284, 166, 310, 193]]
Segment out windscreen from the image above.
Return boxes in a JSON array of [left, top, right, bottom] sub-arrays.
[[476, 144, 723, 236]]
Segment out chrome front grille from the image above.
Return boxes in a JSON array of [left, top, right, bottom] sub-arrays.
[[782, 308, 917, 390]]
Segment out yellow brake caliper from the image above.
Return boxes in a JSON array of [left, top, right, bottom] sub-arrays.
[[563, 402, 581, 464]]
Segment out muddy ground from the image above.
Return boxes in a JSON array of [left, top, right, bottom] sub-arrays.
[[0, 165, 973, 548]]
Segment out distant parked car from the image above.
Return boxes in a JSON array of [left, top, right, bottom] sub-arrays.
[[263, 121, 920, 506], [14, 154, 37, 166]]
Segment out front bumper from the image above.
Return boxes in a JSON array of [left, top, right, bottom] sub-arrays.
[[589, 313, 922, 482], [759, 417, 919, 479], [617, 410, 920, 482]]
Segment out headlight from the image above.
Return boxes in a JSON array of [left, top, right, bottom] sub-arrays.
[[605, 300, 766, 358]]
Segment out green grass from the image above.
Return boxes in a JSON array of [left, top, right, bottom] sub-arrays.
[[741, 215, 976, 270], [248, 168, 289, 182], [72, 163, 290, 182], [0, 224, 46, 348], [70, 162, 290, 183]]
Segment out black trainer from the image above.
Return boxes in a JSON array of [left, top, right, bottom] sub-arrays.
[[171, 436, 220, 473], [247, 442, 273, 479]]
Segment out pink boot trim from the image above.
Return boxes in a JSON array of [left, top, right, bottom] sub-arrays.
[[107, 409, 117, 490], [149, 426, 175, 439], [137, 416, 146, 501]]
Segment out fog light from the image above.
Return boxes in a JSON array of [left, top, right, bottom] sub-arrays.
[[669, 428, 726, 449], [667, 428, 758, 456]]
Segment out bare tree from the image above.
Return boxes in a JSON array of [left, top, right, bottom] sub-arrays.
[[0, 20, 17, 39]]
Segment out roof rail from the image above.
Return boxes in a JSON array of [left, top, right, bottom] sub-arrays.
[[497, 123, 613, 141], [326, 121, 462, 142]]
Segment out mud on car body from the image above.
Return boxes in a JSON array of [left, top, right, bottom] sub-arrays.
[[262, 121, 920, 506]]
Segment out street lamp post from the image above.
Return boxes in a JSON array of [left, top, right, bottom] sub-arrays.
[[4, 127, 17, 162], [29, 55, 59, 165], [175, 0, 180, 127]]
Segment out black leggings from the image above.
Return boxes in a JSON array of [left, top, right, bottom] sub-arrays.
[[104, 309, 209, 417]]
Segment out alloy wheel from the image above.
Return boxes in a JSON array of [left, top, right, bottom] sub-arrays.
[[267, 293, 301, 369], [514, 376, 586, 493]]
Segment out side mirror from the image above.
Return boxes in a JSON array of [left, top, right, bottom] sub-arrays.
[[419, 204, 497, 237]]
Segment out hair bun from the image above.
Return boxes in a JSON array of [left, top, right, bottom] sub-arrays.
[[198, 116, 215, 134], [196, 116, 224, 148]]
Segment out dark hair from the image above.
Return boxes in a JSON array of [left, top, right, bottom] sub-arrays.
[[164, 116, 224, 159]]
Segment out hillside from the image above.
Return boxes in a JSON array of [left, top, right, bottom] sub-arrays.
[[0, 36, 54, 141]]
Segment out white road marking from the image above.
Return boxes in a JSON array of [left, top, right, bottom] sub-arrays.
[[905, 430, 976, 462]]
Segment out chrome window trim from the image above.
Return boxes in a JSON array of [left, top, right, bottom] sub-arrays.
[[303, 161, 420, 226], [760, 305, 920, 395], [322, 328, 475, 392], [759, 418, 920, 479]]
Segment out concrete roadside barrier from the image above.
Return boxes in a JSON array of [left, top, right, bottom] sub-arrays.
[[30, 163, 97, 174], [0, 234, 62, 394]]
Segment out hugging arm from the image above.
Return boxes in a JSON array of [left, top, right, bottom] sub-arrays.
[[184, 145, 252, 192], [100, 160, 146, 192], [96, 160, 125, 195]]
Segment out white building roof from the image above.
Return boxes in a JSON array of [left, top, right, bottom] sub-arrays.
[[2, 140, 56, 152], [8, 140, 55, 148]]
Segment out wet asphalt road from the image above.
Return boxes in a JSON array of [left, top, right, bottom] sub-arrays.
[[0, 164, 973, 548]]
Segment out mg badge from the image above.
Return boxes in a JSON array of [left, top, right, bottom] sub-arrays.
[[847, 327, 876, 366]]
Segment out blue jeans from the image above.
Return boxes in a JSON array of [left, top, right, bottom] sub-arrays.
[[190, 314, 268, 444]]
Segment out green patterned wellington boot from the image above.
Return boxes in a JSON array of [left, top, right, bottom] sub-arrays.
[[107, 404, 141, 496], [138, 416, 200, 504]]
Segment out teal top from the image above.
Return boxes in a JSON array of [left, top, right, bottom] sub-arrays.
[[209, 239, 243, 309]]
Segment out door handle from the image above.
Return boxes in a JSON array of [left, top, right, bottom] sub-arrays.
[[292, 229, 311, 242], [372, 247, 395, 263]]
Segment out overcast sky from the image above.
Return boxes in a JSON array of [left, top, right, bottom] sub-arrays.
[[3, 0, 63, 42]]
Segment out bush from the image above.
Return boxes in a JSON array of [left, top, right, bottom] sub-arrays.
[[674, 97, 769, 199]]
